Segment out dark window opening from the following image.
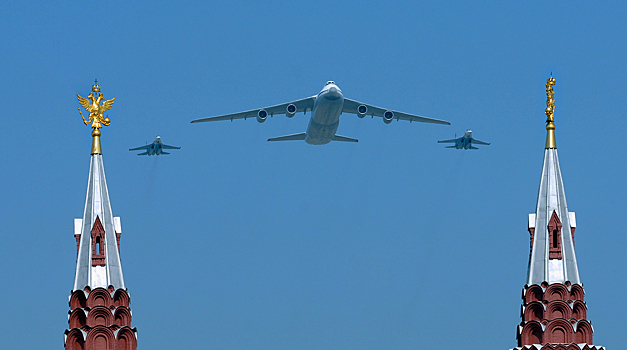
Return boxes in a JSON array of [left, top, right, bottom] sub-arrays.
[[553, 229, 558, 248]]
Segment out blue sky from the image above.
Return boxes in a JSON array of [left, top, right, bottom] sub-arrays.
[[1, 1, 626, 349]]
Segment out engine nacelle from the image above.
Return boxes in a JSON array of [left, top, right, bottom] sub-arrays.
[[383, 110, 394, 124], [257, 109, 268, 123], [286, 104, 297, 118], [357, 105, 367, 118]]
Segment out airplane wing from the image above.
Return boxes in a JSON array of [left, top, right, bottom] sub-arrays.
[[470, 138, 490, 145], [161, 144, 181, 150], [437, 138, 459, 143], [191, 96, 316, 123], [129, 145, 151, 151], [342, 98, 450, 125]]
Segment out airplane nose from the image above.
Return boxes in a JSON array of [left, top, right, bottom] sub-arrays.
[[325, 87, 341, 100]]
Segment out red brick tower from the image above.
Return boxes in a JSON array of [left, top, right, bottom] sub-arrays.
[[65, 83, 137, 350], [512, 77, 604, 350]]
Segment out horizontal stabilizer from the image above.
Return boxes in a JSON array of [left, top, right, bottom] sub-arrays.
[[268, 133, 307, 142], [161, 151, 170, 155], [332, 135, 358, 143], [445, 145, 456, 148], [470, 146, 479, 150], [137, 151, 149, 155]]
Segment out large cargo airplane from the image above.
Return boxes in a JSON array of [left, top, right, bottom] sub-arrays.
[[191, 81, 450, 145]]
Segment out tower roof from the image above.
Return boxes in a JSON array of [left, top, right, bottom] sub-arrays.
[[526, 77, 580, 285], [73, 154, 125, 291]]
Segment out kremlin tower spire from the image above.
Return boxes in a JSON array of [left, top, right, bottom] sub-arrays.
[[65, 82, 137, 350], [512, 77, 604, 350]]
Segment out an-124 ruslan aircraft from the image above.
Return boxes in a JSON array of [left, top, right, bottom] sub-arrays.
[[437, 130, 490, 150], [191, 81, 450, 145], [129, 136, 181, 156]]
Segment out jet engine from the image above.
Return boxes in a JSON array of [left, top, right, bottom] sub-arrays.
[[357, 105, 367, 118], [286, 104, 297, 118], [383, 110, 394, 124], [257, 109, 268, 123]]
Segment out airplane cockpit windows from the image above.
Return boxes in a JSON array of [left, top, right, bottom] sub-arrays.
[[325, 81, 335, 86]]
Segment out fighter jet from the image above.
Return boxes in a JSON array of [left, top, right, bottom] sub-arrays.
[[438, 130, 490, 150], [129, 136, 180, 156], [191, 81, 450, 145]]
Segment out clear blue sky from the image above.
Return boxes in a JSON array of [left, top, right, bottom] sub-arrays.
[[1, 1, 626, 349]]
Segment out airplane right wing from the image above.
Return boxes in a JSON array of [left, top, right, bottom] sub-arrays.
[[161, 144, 181, 150], [471, 138, 491, 145], [191, 96, 316, 123], [129, 145, 151, 151]]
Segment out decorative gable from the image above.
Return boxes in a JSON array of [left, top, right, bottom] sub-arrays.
[[91, 216, 106, 267], [548, 211, 562, 260]]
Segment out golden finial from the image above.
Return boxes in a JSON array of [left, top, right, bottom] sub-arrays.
[[77, 80, 115, 155], [545, 75, 557, 149]]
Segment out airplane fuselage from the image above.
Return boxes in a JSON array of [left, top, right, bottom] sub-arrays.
[[454, 131, 474, 149], [305, 83, 344, 145]]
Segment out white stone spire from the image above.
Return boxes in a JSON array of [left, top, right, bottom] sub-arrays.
[[527, 148, 580, 285], [72, 154, 125, 291]]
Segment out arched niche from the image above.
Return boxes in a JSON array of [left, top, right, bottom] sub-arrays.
[[86, 306, 114, 327], [572, 301, 587, 320], [520, 321, 543, 345], [113, 289, 130, 308], [545, 284, 568, 302], [65, 329, 85, 350], [114, 307, 132, 328], [69, 309, 87, 329], [70, 290, 87, 310], [116, 327, 137, 350], [85, 326, 115, 350], [87, 288, 112, 308], [570, 284, 585, 301], [525, 285, 544, 304], [546, 300, 571, 320], [574, 320, 593, 344], [544, 319, 574, 344], [524, 302, 544, 322]]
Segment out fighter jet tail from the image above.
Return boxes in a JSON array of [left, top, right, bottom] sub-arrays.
[[137, 151, 149, 156], [445, 145, 456, 148], [267, 133, 307, 142], [332, 135, 358, 143]]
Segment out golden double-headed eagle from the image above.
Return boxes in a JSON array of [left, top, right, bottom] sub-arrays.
[[77, 86, 115, 130]]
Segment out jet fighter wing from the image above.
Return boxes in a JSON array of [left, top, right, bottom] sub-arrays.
[[342, 98, 450, 125], [470, 138, 490, 145], [437, 138, 459, 143], [161, 144, 181, 150], [129, 144, 151, 151], [191, 96, 316, 123]]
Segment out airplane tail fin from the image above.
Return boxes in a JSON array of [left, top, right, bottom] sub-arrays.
[[332, 135, 358, 143], [268, 133, 307, 142]]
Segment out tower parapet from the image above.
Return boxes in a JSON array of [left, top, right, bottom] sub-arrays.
[[65, 83, 137, 350], [511, 77, 604, 350]]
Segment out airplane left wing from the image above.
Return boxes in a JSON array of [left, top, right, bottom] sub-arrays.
[[129, 145, 151, 151], [191, 96, 316, 123], [437, 138, 459, 143], [342, 98, 450, 125], [161, 144, 181, 150], [471, 138, 490, 145]]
